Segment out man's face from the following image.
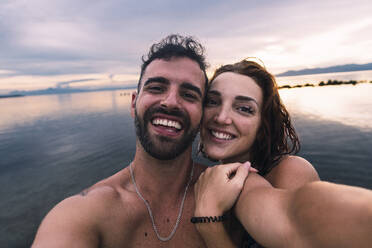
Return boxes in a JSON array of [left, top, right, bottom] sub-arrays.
[[131, 57, 205, 160]]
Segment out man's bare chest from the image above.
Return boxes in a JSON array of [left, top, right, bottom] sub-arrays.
[[98, 196, 207, 248]]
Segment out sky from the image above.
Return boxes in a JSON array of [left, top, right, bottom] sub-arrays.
[[0, 0, 371, 94]]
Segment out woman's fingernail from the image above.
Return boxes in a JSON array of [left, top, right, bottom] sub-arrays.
[[243, 161, 251, 169], [250, 167, 259, 172]]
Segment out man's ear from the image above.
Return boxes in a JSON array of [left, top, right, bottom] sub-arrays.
[[130, 91, 137, 118]]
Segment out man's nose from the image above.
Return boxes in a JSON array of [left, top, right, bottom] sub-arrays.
[[160, 90, 181, 109]]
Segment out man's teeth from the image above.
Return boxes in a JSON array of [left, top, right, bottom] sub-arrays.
[[152, 118, 182, 130], [211, 130, 233, 140]]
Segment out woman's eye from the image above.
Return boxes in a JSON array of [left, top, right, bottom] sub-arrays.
[[205, 97, 218, 106], [237, 106, 254, 114]]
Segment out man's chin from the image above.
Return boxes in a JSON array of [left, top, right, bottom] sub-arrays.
[[144, 137, 190, 160], [145, 147, 185, 161], [156, 135, 181, 143]]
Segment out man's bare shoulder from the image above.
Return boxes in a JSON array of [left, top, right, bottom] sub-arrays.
[[82, 166, 131, 195], [32, 186, 117, 247], [32, 167, 136, 247]]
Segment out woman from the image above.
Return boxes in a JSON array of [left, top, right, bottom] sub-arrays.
[[193, 59, 372, 247], [200, 59, 319, 183], [198, 59, 318, 247]]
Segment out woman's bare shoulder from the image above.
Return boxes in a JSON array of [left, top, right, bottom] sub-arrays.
[[265, 155, 319, 189]]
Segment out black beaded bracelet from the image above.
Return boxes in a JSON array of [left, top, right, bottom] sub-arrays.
[[190, 215, 226, 223]]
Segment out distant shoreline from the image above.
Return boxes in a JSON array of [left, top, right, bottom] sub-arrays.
[[0, 87, 136, 99], [276, 63, 372, 77], [1, 81, 372, 98], [278, 80, 372, 90], [0, 94, 24, 99]]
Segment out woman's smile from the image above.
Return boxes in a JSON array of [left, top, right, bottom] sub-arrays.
[[210, 129, 235, 140]]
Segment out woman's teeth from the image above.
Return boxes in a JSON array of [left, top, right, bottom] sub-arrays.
[[152, 118, 182, 130], [211, 130, 233, 140]]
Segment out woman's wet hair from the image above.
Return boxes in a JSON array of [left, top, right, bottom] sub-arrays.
[[205, 59, 300, 175]]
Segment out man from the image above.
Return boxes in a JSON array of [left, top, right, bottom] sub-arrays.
[[32, 34, 211, 247], [33, 34, 372, 248]]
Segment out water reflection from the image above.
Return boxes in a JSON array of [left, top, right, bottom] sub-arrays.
[[1, 84, 371, 132], [279, 83, 372, 130], [0, 89, 134, 131], [1, 81, 371, 248]]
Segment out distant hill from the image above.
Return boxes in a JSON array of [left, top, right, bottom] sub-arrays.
[[276, 63, 372, 77], [6, 85, 137, 97]]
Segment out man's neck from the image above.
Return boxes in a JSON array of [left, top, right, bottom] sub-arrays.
[[130, 143, 194, 201]]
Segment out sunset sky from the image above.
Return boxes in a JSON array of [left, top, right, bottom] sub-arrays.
[[0, 0, 371, 94]]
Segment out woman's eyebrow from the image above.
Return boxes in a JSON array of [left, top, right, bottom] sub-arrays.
[[235, 95, 259, 106], [207, 90, 220, 96]]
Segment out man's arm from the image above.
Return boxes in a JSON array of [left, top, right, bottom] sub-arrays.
[[235, 173, 372, 248], [32, 188, 111, 248]]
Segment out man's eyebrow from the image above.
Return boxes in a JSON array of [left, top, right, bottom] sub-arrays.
[[235, 95, 259, 106], [181, 82, 202, 98], [143, 77, 169, 87]]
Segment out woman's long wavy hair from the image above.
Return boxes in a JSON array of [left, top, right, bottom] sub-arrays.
[[207, 59, 300, 175]]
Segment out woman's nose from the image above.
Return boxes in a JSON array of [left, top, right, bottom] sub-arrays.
[[214, 107, 232, 125]]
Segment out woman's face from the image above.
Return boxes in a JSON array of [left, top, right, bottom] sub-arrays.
[[201, 72, 263, 163]]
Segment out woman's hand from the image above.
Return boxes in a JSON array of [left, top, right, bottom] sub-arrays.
[[194, 161, 257, 217]]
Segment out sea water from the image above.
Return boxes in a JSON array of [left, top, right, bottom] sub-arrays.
[[1, 73, 372, 247]]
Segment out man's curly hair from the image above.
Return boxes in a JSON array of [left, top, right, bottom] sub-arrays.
[[138, 34, 208, 93]]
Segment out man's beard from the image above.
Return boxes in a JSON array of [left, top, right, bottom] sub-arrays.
[[134, 106, 199, 160]]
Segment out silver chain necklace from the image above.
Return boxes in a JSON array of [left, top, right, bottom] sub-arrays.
[[129, 162, 195, 242]]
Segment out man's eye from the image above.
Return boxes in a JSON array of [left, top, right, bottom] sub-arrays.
[[182, 92, 197, 101], [147, 86, 164, 93]]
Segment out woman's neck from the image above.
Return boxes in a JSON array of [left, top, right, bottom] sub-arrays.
[[221, 153, 251, 164]]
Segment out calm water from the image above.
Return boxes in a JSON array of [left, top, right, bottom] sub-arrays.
[[1, 72, 372, 247]]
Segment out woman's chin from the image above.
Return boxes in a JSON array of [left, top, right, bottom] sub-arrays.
[[204, 150, 233, 163], [203, 149, 223, 162], [204, 148, 248, 164]]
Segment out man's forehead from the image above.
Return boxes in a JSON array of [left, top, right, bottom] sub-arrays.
[[142, 57, 205, 90]]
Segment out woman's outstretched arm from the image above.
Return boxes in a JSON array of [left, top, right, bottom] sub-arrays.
[[195, 162, 372, 248], [235, 172, 372, 248], [289, 181, 372, 247]]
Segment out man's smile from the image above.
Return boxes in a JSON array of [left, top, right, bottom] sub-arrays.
[[152, 117, 182, 131], [149, 114, 186, 137]]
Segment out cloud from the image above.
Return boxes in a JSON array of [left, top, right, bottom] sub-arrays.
[[0, 69, 17, 75], [0, 0, 371, 92], [56, 78, 98, 88]]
